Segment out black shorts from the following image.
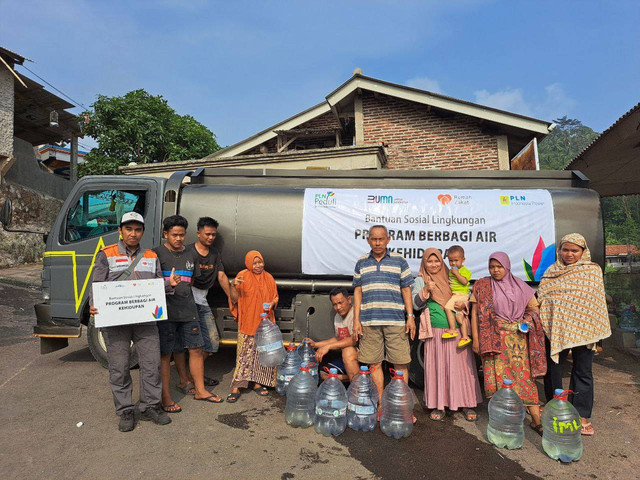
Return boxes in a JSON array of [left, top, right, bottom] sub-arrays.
[[158, 321, 203, 355]]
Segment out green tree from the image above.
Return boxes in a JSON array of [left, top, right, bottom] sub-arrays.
[[79, 89, 219, 176], [538, 116, 599, 170]]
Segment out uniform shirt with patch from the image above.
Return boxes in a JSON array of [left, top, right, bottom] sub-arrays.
[[153, 245, 198, 323], [334, 308, 354, 340]]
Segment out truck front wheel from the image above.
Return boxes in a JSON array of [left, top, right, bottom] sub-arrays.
[[87, 317, 138, 370]]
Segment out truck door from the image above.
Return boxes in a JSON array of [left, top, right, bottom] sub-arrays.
[[46, 178, 160, 321]]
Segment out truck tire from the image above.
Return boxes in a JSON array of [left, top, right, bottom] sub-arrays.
[[87, 317, 138, 370], [409, 337, 425, 388]]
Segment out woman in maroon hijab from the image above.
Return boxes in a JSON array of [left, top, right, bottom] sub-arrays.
[[470, 252, 546, 433]]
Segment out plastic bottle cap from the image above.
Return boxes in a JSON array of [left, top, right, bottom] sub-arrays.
[[554, 389, 564, 396], [260, 313, 268, 318], [395, 371, 403, 377], [503, 379, 513, 387], [263, 302, 271, 310], [361, 366, 369, 371]]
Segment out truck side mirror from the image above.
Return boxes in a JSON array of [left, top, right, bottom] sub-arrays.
[[0, 199, 12, 228]]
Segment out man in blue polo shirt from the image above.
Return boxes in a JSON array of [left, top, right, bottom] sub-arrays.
[[352, 225, 415, 403]]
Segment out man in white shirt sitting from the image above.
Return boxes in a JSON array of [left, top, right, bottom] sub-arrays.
[[306, 287, 359, 382]]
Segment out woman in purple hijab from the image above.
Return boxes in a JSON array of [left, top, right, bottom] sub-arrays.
[[470, 252, 547, 434]]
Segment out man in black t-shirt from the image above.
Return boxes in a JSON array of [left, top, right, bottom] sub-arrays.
[[190, 217, 231, 358], [154, 215, 223, 412]]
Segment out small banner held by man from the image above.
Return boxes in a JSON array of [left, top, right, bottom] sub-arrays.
[[92, 278, 168, 328]]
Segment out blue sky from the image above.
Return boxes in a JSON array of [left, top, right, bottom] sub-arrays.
[[2, 0, 638, 151]]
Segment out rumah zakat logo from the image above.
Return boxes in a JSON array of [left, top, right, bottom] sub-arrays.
[[437, 194, 452, 205]]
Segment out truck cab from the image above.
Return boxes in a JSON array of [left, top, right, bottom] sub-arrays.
[[31, 176, 164, 365]]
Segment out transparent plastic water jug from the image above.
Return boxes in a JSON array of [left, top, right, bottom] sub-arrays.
[[487, 379, 525, 449], [347, 366, 378, 432], [285, 363, 318, 428], [542, 389, 583, 463], [380, 370, 414, 439], [314, 368, 348, 437], [297, 340, 318, 380], [255, 309, 286, 367], [276, 344, 302, 395]]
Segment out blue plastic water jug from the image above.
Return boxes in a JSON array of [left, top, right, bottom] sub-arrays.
[[380, 370, 414, 439], [487, 379, 525, 449], [314, 367, 348, 437], [346, 366, 378, 432], [285, 363, 318, 428], [542, 389, 583, 462], [255, 312, 286, 367], [276, 344, 302, 395]]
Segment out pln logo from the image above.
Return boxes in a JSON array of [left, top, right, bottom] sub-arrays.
[[500, 195, 526, 205], [314, 191, 337, 207], [437, 194, 452, 205]]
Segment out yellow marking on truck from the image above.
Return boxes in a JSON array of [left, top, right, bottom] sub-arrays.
[[43, 237, 106, 312]]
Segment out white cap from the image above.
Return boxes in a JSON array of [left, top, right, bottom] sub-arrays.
[[120, 211, 144, 225]]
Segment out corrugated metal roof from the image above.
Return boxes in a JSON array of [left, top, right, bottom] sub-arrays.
[[0, 45, 29, 64], [566, 101, 640, 168]]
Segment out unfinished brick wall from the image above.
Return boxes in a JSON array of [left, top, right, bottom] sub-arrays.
[[362, 93, 499, 170]]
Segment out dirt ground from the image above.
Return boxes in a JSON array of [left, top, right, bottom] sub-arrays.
[[1, 282, 639, 480]]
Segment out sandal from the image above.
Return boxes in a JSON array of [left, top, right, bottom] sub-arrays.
[[458, 338, 472, 348], [462, 408, 478, 422], [226, 392, 241, 403], [162, 402, 182, 413], [254, 386, 269, 396], [195, 394, 224, 403], [204, 376, 219, 387], [581, 422, 594, 436], [530, 422, 543, 436], [177, 383, 195, 395], [442, 331, 459, 339], [430, 410, 445, 421]]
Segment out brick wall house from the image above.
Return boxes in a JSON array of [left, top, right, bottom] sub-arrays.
[[123, 71, 552, 176]]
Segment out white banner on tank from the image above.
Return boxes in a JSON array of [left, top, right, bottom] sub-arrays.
[[301, 189, 556, 281]]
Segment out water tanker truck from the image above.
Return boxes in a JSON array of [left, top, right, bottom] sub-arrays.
[[0, 168, 603, 385]]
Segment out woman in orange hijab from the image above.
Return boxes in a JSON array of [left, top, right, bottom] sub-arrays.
[[226, 250, 279, 403]]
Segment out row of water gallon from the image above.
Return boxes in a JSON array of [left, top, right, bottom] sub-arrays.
[[285, 362, 414, 439], [487, 379, 583, 462]]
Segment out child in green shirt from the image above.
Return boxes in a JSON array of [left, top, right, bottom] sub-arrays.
[[442, 245, 472, 348]]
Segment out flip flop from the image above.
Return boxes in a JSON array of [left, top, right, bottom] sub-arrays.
[[254, 386, 269, 396], [226, 392, 241, 403], [430, 410, 445, 421], [177, 384, 195, 395], [463, 408, 478, 422], [195, 394, 224, 404], [204, 376, 219, 387], [162, 402, 182, 413], [581, 422, 594, 436]]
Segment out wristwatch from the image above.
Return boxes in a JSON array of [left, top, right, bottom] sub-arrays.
[[407, 313, 415, 318]]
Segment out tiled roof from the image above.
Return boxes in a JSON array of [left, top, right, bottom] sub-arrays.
[[606, 244, 640, 256]]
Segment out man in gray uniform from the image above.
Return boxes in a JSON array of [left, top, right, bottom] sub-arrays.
[[89, 212, 180, 432]]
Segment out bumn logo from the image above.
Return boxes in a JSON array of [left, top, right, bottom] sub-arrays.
[[367, 195, 394, 204]]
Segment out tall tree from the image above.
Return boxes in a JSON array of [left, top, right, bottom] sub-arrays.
[[79, 90, 219, 175], [538, 116, 599, 170], [538, 116, 639, 248]]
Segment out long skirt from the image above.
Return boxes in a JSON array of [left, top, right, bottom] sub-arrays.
[[231, 332, 277, 389], [481, 319, 539, 406], [423, 327, 483, 411]]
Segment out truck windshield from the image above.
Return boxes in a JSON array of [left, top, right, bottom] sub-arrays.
[[64, 190, 145, 242]]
